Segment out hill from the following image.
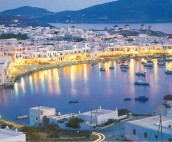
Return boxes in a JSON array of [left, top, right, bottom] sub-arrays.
[[0, 15, 53, 27], [37, 0, 172, 23], [0, 6, 54, 18]]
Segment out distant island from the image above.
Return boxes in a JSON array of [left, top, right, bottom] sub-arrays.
[[0, 0, 172, 27]]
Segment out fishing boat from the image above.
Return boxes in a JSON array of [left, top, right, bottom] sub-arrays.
[[124, 98, 132, 101], [135, 96, 149, 102], [134, 80, 149, 86], [135, 71, 146, 76], [165, 70, 172, 74], [69, 100, 79, 104], [16, 115, 28, 120]]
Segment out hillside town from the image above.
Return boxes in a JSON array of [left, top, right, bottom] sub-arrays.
[[0, 25, 172, 86]]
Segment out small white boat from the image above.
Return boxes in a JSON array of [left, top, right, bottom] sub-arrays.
[[16, 115, 28, 120]]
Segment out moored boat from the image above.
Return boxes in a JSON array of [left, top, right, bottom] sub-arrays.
[[69, 100, 79, 104], [135, 96, 149, 102], [134, 80, 149, 86], [135, 71, 146, 76], [165, 70, 172, 74], [124, 98, 132, 101], [16, 115, 28, 120]]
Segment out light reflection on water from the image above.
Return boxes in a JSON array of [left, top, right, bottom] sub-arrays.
[[0, 59, 172, 124]]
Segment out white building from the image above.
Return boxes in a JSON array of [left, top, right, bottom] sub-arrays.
[[125, 115, 172, 141], [155, 94, 172, 116], [0, 127, 26, 142], [30, 106, 56, 126], [78, 106, 118, 126]]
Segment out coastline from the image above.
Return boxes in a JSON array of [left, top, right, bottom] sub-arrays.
[[2, 53, 171, 89]]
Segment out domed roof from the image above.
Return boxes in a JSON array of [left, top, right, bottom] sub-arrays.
[[163, 94, 172, 101]]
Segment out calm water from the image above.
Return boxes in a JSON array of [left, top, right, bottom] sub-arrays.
[[1, 59, 172, 124], [51, 23, 172, 34]]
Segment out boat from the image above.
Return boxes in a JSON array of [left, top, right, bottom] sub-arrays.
[[141, 61, 146, 65], [135, 71, 146, 76], [16, 115, 28, 120], [134, 80, 149, 86], [91, 62, 97, 66], [109, 66, 114, 69], [135, 96, 149, 102], [147, 60, 153, 64], [144, 63, 153, 68], [158, 62, 165, 66], [165, 70, 172, 74], [69, 100, 79, 104], [120, 64, 129, 69], [100, 67, 105, 71], [109, 62, 114, 69], [165, 58, 172, 62], [121, 68, 127, 72], [124, 98, 132, 101]]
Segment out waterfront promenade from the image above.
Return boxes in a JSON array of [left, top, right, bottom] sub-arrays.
[[4, 53, 172, 88]]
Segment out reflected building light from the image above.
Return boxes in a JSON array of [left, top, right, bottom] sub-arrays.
[[33, 73, 39, 94], [52, 68, 61, 94], [29, 75, 34, 94], [14, 82, 19, 96], [129, 59, 135, 82], [153, 59, 158, 81], [21, 77, 26, 94], [70, 66, 77, 95], [83, 64, 88, 81], [47, 70, 53, 94]]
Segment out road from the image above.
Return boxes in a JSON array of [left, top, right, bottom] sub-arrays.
[[92, 132, 105, 142]]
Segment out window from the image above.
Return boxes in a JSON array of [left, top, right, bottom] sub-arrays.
[[133, 129, 136, 135], [169, 125, 171, 128], [144, 132, 147, 138]]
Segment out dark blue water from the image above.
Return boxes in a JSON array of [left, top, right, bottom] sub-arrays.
[[0, 59, 172, 124]]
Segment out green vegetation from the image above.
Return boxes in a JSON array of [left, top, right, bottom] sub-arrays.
[[118, 109, 131, 116], [66, 117, 84, 128], [0, 33, 29, 40], [98, 119, 118, 127]]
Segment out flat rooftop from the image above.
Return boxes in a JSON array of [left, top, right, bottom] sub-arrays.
[[30, 106, 55, 111], [47, 113, 77, 120], [81, 109, 116, 116], [127, 114, 172, 135], [0, 129, 24, 139]]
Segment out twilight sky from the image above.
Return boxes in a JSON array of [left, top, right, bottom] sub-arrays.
[[0, 0, 114, 12]]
